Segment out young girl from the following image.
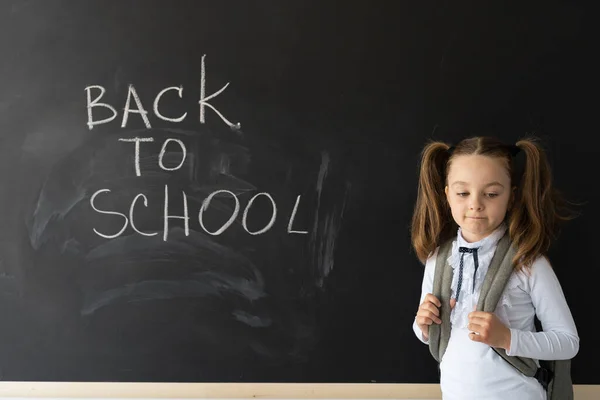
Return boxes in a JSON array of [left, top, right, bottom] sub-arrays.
[[411, 136, 580, 399]]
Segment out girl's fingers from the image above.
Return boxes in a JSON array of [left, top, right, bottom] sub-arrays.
[[417, 309, 441, 325], [424, 293, 441, 308], [421, 301, 440, 317]]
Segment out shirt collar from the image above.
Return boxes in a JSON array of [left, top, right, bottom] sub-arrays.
[[456, 222, 508, 254]]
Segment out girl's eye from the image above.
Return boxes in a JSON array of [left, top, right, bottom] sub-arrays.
[[456, 193, 499, 198]]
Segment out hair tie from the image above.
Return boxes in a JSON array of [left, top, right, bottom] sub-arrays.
[[447, 146, 455, 155]]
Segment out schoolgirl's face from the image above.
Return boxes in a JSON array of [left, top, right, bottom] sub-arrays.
[[444, 155, 514, 243]]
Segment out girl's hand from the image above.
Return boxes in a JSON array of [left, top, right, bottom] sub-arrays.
[[416, 294, 456, 340], [467, 307, 511, 350]]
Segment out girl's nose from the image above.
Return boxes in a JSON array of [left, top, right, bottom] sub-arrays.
[[469, 197, 484, 210]]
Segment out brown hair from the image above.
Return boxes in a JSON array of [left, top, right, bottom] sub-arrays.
[[410, 136, 581, 271]]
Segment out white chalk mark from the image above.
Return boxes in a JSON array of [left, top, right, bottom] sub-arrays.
[[232, 310, 272, 328], [242, 192, 277, 235], [287, 195, 308, 234], [199, 190, 240, 236], [216, 153, 231, 175], [158, 138, 187, 171], [129, 194, 158, 237], [118, 137, 154, 176], [85, 85, 118, 130], [163, 185, 189, 241], [311, 151, 330, 244], [199, 54, 241, 130], [153, 86, 187, 122], [316, 184, 349, 286], [90, 189, 129, 239], [122, 84, 152, 128]]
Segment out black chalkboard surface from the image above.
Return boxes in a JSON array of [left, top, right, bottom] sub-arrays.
[[0, 0, 597, 385]]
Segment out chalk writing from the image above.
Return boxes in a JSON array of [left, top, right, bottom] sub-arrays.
[[85, 55, 239, 130]]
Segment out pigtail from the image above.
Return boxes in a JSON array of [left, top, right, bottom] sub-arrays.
[[508, 137, 581, 270], [410, 141, 456, 265]]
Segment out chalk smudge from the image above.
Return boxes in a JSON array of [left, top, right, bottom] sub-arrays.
[[232, 310, 272, 328], [82, 227, 265, 315]]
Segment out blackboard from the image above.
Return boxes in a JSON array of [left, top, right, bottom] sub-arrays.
[[0, 0, 597, 386]]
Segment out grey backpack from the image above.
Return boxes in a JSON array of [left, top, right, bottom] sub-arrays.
[[427, 231, 573, 399]]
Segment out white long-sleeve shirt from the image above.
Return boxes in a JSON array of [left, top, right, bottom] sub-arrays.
[[412, 223, 579, 400]]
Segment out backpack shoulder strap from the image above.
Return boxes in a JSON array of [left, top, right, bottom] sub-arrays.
[[428, 238, 454, 363], [477, 232, 539, 376]]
